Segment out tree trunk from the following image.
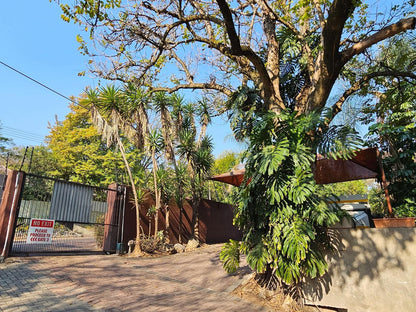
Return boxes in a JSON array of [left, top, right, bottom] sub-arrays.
[[169, 155, 184, 244], [179, 204, 183, 244], [154, 190, 161, 238], [191, 186, 200, 241], [165, 204, 170, 244], [151, 148, 161, 238], [117, 138, 142, 254]]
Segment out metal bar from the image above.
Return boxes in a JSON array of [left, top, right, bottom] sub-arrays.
[[15, 217, 118, 227], [377, 150, 393, 216], [26, 173, 119, 192]]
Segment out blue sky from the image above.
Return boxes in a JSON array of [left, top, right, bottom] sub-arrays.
[[0, 0, 241, 157], [1, 1, 94, 143]]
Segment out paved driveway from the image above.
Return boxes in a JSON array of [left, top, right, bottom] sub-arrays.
[[0, 244, 267, 312]]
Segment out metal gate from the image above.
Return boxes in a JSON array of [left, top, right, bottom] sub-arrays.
[[10, 173, 125, 255]]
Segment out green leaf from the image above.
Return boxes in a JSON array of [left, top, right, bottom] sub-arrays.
[[220, 240, 241, 274], [246, 242, 269, 273]]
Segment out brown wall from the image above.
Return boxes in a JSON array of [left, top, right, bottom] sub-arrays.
[[103, 183, 120, 253], [199, 199, 242, 243], [119, 187, 241, 246], [0, 171, 25, 259]]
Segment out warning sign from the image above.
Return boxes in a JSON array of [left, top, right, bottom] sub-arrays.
[[26, 219, 55, 244]]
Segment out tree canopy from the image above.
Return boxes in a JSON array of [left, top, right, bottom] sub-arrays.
[[47, 101, 145, 187], [60, 0, 415, 122], [360, 35, 416, 215]]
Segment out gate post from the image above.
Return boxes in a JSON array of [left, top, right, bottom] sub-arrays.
[[103, 183, 120, 253], [0, 171, 25, 261]]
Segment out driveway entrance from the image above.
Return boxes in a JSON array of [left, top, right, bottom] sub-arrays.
[[9, 173, 125, 256], [0, 244, 266, 311]]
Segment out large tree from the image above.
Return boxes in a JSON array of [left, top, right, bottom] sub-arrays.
[[58, 0, 416, 296], [0, 145, 59, 176], [59, 0, 415, 121]]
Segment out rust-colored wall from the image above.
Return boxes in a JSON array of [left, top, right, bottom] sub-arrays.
[[121, 188, 193, 245], [199, 199, 242, 243], [103, 183, 119, 253], [120, 187, 241, 246], [0, 171, 25, 259], [121, 190, 157, 244]]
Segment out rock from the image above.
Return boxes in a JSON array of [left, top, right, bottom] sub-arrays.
[[127, 240, 135, 254], [185, 238, 199, 252], [164, 244, 174, 253], [174, 243, 185, 253]]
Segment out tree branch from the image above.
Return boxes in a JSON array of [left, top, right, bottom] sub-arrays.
[[215, 0, 278, 107], [150, 82, 233, 96], [215, 0, 242, 53], [341, 17, 416, 65], [306, 0, 357, 113], [322, 0, 355, 74], [170, 51, 195, 83], [330, 70, 416, 122]]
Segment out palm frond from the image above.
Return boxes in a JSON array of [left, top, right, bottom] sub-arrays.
[[317, 125, 363, 159]]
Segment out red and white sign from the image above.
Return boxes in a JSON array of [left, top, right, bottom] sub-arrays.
[[26, 219, 55, 244]]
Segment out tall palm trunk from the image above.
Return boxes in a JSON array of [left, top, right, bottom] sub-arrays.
[[164, 203, 170, 243], [117, 138, 142, 254], [151, 148, 161, 238]]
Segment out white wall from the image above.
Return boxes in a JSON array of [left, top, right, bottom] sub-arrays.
[[304, 228, 416, 312]]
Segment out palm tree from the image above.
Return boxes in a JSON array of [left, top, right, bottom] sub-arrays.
[[169, 93, 188, 242], [170, 93, 185, 138], [152, 92, 175, 162], [82, 85, 147, 254], [147, 128, 164, 237], [156, 165, 175, 243], [177, 118, 214, 240], [196, 97, 214, 143], [183, 102, 196, 133], [123, 83, 150, 149]]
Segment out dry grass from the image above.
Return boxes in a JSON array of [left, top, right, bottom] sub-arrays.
[[232, 275, 337, 312]]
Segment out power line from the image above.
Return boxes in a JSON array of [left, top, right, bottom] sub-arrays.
[[1, 132, 44, 144], [2, 134, 43, 144], [1, 126, 45, 144], [0, 59, 80, 106], [0, 60, 96, 146], [2, 126, 44, 139]]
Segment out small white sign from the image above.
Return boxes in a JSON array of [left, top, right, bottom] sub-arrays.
[[26, 219, 55, 244]]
